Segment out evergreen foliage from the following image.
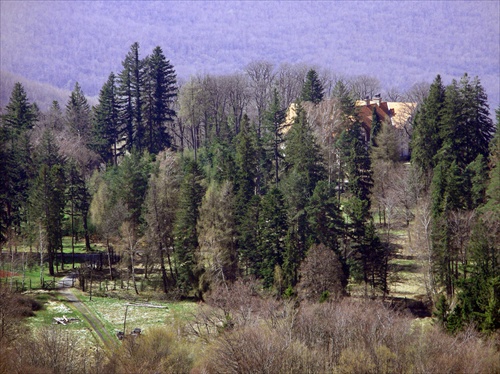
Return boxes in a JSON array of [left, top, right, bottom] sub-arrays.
[[257, 188, 288, 288], [410, 75, 445, 175], [66, 82, 91, 143], [301, 69, 324, 104], [30, 130, 67, 276], [1, 82, 37, 245], [2, 58, 499, 332], [142, 46, 177, 154], [92, 73, 119, 165], [174, 159, 206, 294]]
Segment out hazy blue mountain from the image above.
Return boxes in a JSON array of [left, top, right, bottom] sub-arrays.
[[1, 1, 499, 110]]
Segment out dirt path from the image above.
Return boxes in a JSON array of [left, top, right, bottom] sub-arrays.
[[57, 274, 117, 350]]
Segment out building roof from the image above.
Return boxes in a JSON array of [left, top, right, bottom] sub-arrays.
[[355, 97, 416, 134]]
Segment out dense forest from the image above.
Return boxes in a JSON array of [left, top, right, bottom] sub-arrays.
[[1, 43, 499, 372]]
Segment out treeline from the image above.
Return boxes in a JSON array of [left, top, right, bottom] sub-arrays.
[[1, 43, 499, 333], [411, 75, 499, 332]]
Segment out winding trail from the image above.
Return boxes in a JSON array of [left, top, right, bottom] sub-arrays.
[[57, 274, 117, 350]]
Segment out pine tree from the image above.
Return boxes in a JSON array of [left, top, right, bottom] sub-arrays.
[[66, 162, 91, 256], [306, 180, 343, 253], [439, 74, 494, 170], [301, 69, 324, 104], [257, 188, 288, 288], [115, 151, 151, 229], [410, 75, 446, 176], [338, 121, 373, 207], [262, 89, 286, 187], [281, 104, 326, 285], [234, 114, 258, 205], [92, 73, 120, 165], [1, 82, 37, 246], [174, 159, 206, 294], [118, 42, 144, 151], [283, 103, 326, 196], [66, 82, 92, 143], [30, 130, 67, 276], [464, 154, 489, 209], [143, 46, 177, 154], [332, 80, 356, 117]]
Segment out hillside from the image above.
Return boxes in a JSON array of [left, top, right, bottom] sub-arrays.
[[0, 70, 97, 112], [1, 1, 498, 109]]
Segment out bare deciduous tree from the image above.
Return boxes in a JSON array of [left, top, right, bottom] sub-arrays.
[[297, 244, 346, 302], [245, 60, 275, 135]]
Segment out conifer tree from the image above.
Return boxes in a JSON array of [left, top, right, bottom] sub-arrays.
[[306, 180, 343, 253], [174, 159, 206, 294], [118, 42, 144, 151], [338, 121, 373, 207], [66, 162, 91, 255], [332, 80, 356, 117], [281, 104, 326, 285], [410, 75, 445, 176], [92, 73, 120, 165], [262, 89, 286, 187], [30, 130, 67, 276], [1, 83, 37, 245], [143, 46, 177, 154], [438, 74, 493, 171], [66, 82, 92, 143], [257, 188, 288, 288], [115, 151, 151, 230], [301, 69, 324, 104]]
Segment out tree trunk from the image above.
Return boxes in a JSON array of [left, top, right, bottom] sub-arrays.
[[159, 243, 168, 294], [107, 238, 113, 280], [82, 211, 91, 251]]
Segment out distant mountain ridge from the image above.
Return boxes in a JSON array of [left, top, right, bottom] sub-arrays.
[[1, 1, 498, 110], [1, 70, 97, 112]]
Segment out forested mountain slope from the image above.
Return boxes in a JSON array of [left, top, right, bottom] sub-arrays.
[[1, 1, 498, 109]]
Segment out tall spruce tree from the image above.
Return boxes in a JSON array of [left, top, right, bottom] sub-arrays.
[[92, 73, 120, 165], [281, 104, 326, 285], [143, 46, 177, 154], [1, 83, 37, 246], [234, 115, 261, 274], [30, 130, 67, 276], [66, 82, 92, 143], [439, 74, 494, 169], [66, 162, 91, 256], [410, 75, 446, 176], [301, 69, 324, 104], [262, 89, 286, 187], [118, 42, 144, 151], [338, 121, 373, 206], [257, 188, 288, 288], [174, 159, 206, 295]]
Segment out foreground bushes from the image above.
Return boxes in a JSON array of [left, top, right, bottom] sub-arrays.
[[2, 282, 499, 373], [196, 296, 499, 374]]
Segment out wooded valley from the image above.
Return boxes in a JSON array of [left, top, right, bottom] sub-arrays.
[[1, 43, 499, 373]]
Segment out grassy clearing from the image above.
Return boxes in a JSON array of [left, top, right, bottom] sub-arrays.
[[78, 292, 196, 335], [390, 256, 427, 299], [0, 263, 63, 291], [61, 237, 105, 253], [27, 291, 83, 328]]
